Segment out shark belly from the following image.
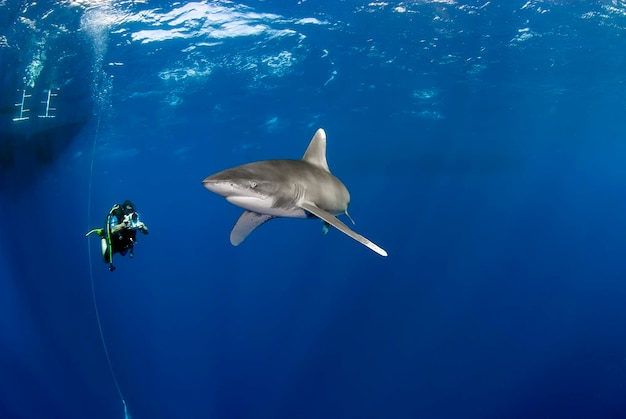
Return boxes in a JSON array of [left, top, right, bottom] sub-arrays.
[[226, 195, 307, 218]]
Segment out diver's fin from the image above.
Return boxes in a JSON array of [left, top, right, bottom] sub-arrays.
[[86, 228, 104, 238], [298, 202, 388, 257], [230, 210, 275, 246]]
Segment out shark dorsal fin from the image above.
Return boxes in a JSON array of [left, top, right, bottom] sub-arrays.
[[302, 128, 330, 172]]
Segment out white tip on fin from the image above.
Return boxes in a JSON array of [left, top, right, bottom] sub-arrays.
[[298, 202, 388, 257], [230, 211, 274, 246], [301, 128, 330, 172]]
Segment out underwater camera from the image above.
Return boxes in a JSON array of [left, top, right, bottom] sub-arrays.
[[124, 212, 140, 228]]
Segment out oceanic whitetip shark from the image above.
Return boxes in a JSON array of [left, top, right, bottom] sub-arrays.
[[202, 128, 388, 257]]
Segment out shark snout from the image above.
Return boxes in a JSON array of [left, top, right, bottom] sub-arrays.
[[202, 178, 233, 197], [203, 176, 259, 200]]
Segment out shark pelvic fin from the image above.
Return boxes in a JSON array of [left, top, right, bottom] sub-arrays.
[[298, 202, 388, 257], [344, 210, 356, 225], [301, 128, 330, 172], [322, 221, 331, 235], [230, 210, 275, 246]]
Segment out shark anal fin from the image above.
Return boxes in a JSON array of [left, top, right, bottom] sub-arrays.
[[298, 202, 388, 257], [231, 210, 275, 246]]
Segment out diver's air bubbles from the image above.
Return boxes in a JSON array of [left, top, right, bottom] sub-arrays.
[[80, 6, 118, 58], [80, 5, 121, 116]]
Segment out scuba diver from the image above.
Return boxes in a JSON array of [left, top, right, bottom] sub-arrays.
[[86, 200, 149, 271]]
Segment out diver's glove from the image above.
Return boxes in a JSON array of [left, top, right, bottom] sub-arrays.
[[137, 221, 149, 234]]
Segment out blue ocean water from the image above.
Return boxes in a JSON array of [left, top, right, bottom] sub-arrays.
[[2, 0, 626, 418]]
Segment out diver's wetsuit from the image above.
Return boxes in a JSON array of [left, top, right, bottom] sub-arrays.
[[107, 206, 137, 257]]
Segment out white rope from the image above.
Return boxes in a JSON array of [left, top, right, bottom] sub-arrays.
[[86, 111, 128, 416]]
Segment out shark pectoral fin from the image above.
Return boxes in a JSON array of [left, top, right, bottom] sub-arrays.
[[230, 210, 275, 246], [298, 202, 388, 257]]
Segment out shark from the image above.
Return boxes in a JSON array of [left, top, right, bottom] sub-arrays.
[[202, 128, 388, 257]]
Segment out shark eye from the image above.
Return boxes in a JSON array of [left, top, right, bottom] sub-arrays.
[[250, 181, 257, 188]]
